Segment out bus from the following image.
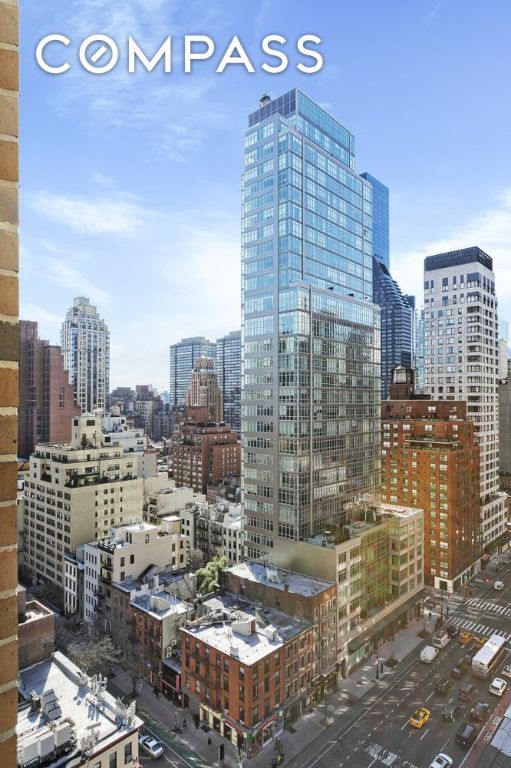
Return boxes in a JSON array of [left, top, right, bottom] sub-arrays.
[[472, 634, 507, 678]]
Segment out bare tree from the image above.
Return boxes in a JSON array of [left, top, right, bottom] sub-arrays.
[[66, 636, 121, 676], [188, 548, 205, 571]]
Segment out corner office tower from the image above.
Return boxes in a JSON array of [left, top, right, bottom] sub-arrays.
[[424, 248, 507, 547], [241, 90, 381, 560]]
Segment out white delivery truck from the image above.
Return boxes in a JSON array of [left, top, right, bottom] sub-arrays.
[[420, 646, 439, 664], [433, 629, 450, 649]]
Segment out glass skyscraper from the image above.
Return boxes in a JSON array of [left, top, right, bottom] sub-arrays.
[[169, 336, 216, 412], [216, 330, 241, 435], [360, 172, 389, 269], [241, 90, 381, 560], [360, 173, 414, 399], [372, 259, 414, 399]]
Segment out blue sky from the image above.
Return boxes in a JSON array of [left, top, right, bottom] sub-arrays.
[[21, 0, 511, 390]]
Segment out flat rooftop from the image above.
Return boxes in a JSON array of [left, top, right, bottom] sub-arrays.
[[182, 594, 310, 665], [131, 590, 192, 620], [227, 561, 334, 596], [18, 652, 142, 766]]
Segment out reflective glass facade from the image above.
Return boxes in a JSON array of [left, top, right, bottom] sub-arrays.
[[360, 173, 389, 269], [373, 259, 413, 399], [242, 90, 381, 560], [216, 330, 241, 435], [169, 336, 216, 411]]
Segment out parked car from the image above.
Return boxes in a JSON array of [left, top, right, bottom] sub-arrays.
[[470, 701, 490, 722], [446, 625, 459, 639], [501, 664, 511, 679], [455, 722, 478, 748], [138, 735, 164, 759], [409, 706, 431, 729], [494, 580, 504, 590], [458, 683, 478, 702], [452, 655, 472, 678], [459, 631, 473, 645], [441, 704, 461, 722], [435, 677, 454, 695], [489, 677, 508, 697], [429, 755, 454, 768]]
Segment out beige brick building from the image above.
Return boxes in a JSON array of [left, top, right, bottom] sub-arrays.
[[24, 414, 143, 601]]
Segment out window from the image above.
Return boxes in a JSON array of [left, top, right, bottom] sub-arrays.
[[110, 754, 117, 768], [124, 742, 132, 764]]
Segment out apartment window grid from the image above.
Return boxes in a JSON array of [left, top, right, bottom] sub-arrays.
[[423, 250, 505, 544], [242, 91, 380, 558]]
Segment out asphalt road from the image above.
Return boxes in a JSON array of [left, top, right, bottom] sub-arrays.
[[287, 555, 511, 768]]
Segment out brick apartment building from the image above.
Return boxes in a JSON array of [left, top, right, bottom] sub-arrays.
[[172, 407, 240, 494], [109, 571, 196, 689], [17, 586, 54, 670], [19, 320, 79, 458], [382, 367, 481, 591], [222, 561, 338, 694], [180, 594, 314, 758]]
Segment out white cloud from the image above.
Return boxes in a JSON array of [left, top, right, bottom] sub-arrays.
[[50, 1, 229, 162], [393, 188, 511, 305], [29, 190, 151, 237], [20, 304, 63, 335], [45, 256, 113, 308]]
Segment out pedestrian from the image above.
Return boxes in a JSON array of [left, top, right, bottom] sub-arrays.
[[183, 717, 187, 729], [208, 736, 212, 746]]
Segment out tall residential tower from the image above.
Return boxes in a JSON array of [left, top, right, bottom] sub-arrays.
[[61, 297, 110, 414], [241, 90, 381, 560], [216, 330, 241, 435], [360, 172, 414, 399], [169, 336, 216, 412], [423, 247, 507, 546], [19, 320, 79, 458]]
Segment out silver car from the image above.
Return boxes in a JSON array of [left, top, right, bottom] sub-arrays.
[[138, 734, 164, 759]]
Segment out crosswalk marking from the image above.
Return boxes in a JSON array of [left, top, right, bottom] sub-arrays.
[[448, 615, 511, 642], [466, 599, 511, 617]]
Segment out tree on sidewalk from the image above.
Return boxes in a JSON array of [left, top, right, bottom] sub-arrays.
[[66, 636, 121, 676]]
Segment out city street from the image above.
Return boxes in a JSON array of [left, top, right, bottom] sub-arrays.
[[287, 556, 511, 768]]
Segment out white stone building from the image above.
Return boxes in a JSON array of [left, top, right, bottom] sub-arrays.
[[82, 518, 188, 629], [424, 248, 507, 545]]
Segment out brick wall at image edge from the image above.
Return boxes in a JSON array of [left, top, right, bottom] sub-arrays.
[[0, 0, 19, 766]]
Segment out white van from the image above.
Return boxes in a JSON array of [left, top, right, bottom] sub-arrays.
[[433, 630, 450, 649], [494, 581, 504, 591], [420, 646, 439, 664]]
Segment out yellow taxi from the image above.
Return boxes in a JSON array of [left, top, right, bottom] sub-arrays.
[[474, 635, 487, 649], [409, 706, 431, 729], [459, 631, 473, 645]]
